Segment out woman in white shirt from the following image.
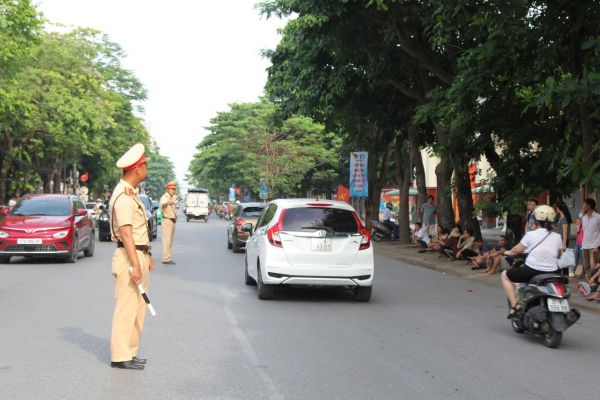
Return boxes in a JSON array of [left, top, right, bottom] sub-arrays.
[[503, 205, 563, 319]]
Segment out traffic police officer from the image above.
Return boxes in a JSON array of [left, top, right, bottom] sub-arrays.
[[160, 181, 180, 265], [109, 143, 155, 370]]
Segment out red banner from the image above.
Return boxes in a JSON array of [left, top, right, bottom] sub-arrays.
[[336, 185, 350, 203], [80, 172, 89, 182], [235, 187, 241, 195]]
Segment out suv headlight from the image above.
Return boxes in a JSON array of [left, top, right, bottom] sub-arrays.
[[0, 231, 8, 238], [53, 231, 69, 238]]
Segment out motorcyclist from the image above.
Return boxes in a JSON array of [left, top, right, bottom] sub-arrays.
[[502, 205, 563, 318], [382, 202, 399, 239]]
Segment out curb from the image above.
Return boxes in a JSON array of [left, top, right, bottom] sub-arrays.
[[373, 242, 600, 316]]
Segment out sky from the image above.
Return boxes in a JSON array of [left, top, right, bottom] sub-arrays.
[[37, 0, 288, 191]]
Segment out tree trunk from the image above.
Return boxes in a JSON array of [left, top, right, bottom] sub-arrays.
[[507, 212, 524, 245], [0, 159, 9, 206], [408, 123, 427, 222], [433, 123, 455, 230], [324, 181, 332, 200], [394, 132, 411, 244], [43, 172, 53, 194], [451, 155, 482, 238], [53, 170, 61, 194]]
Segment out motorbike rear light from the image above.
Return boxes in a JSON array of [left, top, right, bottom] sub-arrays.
[[353, 212, 370, 250], [236, 218, 246, 227], [267, 209, 286, 248], [551, 282, 565, 296], [306, 203, 333, 206]]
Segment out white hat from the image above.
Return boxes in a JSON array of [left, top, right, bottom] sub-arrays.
[[116, 143, 146, 170]]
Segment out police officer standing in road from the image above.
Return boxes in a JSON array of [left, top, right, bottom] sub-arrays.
[[109, 143, 155, 370], [160, 181, 180, 265]]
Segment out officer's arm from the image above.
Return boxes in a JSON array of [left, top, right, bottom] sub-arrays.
[[120, 225, 142, 282]]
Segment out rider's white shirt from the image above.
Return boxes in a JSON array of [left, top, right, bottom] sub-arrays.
[[383, 208, 392, 221], [521, 228, 563, 271]]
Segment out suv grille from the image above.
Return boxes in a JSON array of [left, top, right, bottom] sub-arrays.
[[5, 245, 58, 252]]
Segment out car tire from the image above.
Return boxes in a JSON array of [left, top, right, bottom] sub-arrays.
[[245, 256, 256, 286], [233, 240, 243, 253], [65, 235, 78, 263], [354, 286, 372, 302], [84, 232, 95, 257], [227, 233, 233, 249], [257, 263, 274, 300], [0, 257, 10, 264], [186, 216, 190, 222]]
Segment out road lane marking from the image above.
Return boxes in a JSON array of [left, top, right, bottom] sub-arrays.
[[220, 288, 283, 400]]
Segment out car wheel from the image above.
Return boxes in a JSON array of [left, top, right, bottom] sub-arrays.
[[0, 257, 10, 264], [233, 240, 243, 253], [65, 235, 78, 263], [245, 256, 256, 286], [186, 216, 190, 222], [257, 263, 273, 300], [227, 233, 233, 249], [84, 232, 95, 257], [354, 286, 372, 302]]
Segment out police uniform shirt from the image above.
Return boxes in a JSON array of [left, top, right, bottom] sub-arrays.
[[110, 179, 149, 245], [160, 192, 176, 220]]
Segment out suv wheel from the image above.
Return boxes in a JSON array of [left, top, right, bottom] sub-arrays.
[[65, 235, 79, 263], [0, 257, 10, 264], [84, 232, 95, 257], [227, 233, 233, 249], [233, 240, 242, 253], [245, 256, 256, 286]]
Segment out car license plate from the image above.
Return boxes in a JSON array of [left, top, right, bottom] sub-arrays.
[[547, 298, 569, 313], [311, 238, 332, 252], [17, 239, 42, 245]]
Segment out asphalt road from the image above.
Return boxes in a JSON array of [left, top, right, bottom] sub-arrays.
[[1, 210, 599, 400]]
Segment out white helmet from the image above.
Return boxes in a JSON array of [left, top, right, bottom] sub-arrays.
[[236, 200, 240, 205], [534, 205, 556, 222]]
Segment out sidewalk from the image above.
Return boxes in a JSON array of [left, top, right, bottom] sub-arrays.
[[373, 241, 600, 315]]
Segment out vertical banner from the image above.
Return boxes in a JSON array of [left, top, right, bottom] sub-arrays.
[[229, 188, 235, 201], [349, 152, 368, 197]]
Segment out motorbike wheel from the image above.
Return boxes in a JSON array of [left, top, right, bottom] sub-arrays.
[[372, 233, 383, 242], [543, 327, 562, 348], [511, 319, 524, 334]]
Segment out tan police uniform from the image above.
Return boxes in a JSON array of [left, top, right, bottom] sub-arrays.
[[160, 185, 177, 263], [109, 146, 151, 363]]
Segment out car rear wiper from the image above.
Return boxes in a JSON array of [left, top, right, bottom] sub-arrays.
[[301, 226, 335, 234]]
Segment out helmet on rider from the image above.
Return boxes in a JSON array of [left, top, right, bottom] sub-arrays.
[[236, 200, 240, 205], [386, 201, 393, 210], [534, 205, 556, 222]]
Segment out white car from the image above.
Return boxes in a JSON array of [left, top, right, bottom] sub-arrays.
[[242, 199, 374, 301]]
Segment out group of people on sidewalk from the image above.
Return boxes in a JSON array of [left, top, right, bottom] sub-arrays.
[[410, 197, 600, 304]]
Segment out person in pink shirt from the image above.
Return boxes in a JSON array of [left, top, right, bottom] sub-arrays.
[[570, 217, 584, 278]]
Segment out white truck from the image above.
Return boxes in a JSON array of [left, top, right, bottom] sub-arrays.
[[185, 188, 209, 223]]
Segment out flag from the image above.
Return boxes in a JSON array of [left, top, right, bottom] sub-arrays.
[[337, 185, 350, 203], [80, 172, 89, 182], [235, 187, 241, 195]]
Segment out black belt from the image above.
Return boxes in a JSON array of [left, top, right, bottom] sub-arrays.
[[116, 241, 151, 255], [165, 217, 177, 223]]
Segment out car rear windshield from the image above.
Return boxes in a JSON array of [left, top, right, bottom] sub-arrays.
[[11, 198, 71, 217], [282, 207, 358, 233], [86, 203, 95, 209], [242, 207, 265, 217]]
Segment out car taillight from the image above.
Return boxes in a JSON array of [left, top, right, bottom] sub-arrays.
[[267, 209, 286, 247], [551, 282, 565, 296], [236, 219, 246, 227], [353, 212, 370, 250]]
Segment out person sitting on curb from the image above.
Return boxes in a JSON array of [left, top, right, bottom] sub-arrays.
[[442, 228, 461, 260], [468, 237, 493, 269], [413, 222, 430, 253], [455, 229, 477, 262], [480, 235, 514, 274], [428, 225, 446, 254], [585, 250, 600, 301]]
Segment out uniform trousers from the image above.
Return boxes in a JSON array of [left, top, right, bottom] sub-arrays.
[[162, 219, 176, 262], [111, 248, 150, 362]]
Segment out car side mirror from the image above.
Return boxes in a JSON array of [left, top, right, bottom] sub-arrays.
[[240, 223, 253, 234], [76, 209, 88, 215]]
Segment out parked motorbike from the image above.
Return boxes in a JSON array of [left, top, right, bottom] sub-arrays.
[[371, 220, 411, 242], [509, 273, 580, 348]]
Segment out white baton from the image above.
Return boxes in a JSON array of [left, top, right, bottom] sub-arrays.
[[129, 267, 156, 316]]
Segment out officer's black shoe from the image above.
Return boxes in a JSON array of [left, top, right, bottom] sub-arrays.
[[162, 261, 176, 265], [132, 356, 147, 364], [111, 361, 144, 370]]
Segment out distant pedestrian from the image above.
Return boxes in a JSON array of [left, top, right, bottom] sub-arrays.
[[420, 195, 438, 238], [581, 198, 600, 279], [525, 198, 538, 233], [160, 181, 180, 265], [8, 196, 17, 208], [571, 218, 584, 277]]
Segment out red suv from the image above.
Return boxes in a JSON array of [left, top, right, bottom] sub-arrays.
[[0, 194, 95, 264]]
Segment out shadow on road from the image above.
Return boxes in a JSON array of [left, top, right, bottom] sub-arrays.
[[60, 326, 110, 364]]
